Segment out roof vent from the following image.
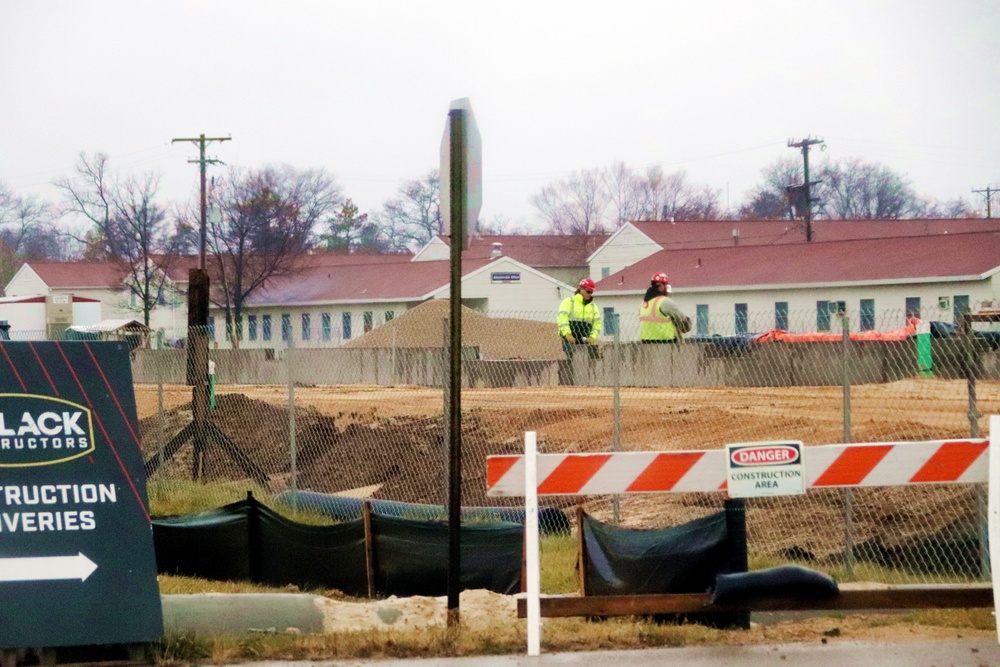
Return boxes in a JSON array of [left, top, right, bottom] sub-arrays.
[[491, 242, 503, 259]]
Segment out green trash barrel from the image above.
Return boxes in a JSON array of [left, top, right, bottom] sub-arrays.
[[916, 320, 933, 377]]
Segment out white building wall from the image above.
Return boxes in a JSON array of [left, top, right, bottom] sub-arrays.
[[597, 278, 1000, 341], [209, 300, 416, 349], [588, 224, 661, 281], [541, 266, 587, 286], [454, 260, 570, 318], [0, 302, 46, 338], [5, 266, 47, 297], [49, 287, 133, 322], [72, 301, 102, 327], [411, 237, 449, 261]]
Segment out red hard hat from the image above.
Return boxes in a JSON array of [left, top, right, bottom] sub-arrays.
[[651, 272, 670, 285], [579, 277, 596, 292]]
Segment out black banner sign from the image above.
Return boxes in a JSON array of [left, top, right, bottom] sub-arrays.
[[0, 341, 162, 648]]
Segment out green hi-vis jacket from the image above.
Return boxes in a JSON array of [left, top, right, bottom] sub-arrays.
[[640, 295, 684, 341], [558, 293, 602, 342]]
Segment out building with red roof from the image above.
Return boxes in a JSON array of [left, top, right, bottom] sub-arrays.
[[6, 221, 999, 345], [594, 229, 1000, 339]]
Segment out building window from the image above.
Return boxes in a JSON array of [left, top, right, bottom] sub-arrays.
[[262, 314, 272, 341], [735, 303, 748, 335], [775, 302, 788, 331], [905, 296, 921, 320], [281, 314, 292, 344], [363, 311, 373, 333], [696, 304, 708, 336], [953, 295, 970, 324], [385, 311, 394, 322], [601, 267, 610, 279], [248, 315, 258, 341], [342, 312, 352, 340], [602, 307, 618, 335], [321, 313, 332, 341], [817, 301, 831, 332], [860, 299, 875, 331], [301, 313, 311, 341]]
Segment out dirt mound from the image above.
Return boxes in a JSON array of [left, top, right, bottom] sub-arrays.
[[343, 299, 563, 360], [139, 392, 524, 507]]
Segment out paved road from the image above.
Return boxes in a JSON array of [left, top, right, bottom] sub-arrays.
[[238, 639, 1000, 667]]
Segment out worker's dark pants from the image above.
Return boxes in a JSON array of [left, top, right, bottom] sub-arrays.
[[562, 340, 601, 360], [560, 339, 600, 385]]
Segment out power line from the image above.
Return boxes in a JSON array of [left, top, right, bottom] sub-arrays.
[[171, 134, 231, 270], [972, 185, 998, 218], [787, 137, 825, 242]]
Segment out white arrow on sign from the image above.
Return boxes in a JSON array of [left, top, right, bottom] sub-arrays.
[[0, 553, 98, 583]]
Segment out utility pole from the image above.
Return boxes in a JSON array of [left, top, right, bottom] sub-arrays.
[[171, 133, 229, 481], [171, 134, 231, 269], [788, 136, 824, 242], [972, 186, 997, 218]]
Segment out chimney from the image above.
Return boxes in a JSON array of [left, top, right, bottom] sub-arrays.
[[732, 228, 740, 246], [491, 242, 503, 259]]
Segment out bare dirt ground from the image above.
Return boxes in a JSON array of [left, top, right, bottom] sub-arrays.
[[141, 380, 1000, 647], [136, 379, 999, 567], [311, 589, 997, 647]]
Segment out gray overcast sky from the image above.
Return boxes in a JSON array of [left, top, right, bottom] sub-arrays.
[[1, 0, 998, 230]]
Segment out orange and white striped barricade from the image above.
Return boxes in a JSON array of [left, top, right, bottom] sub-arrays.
[[488, 432, 998, 653]]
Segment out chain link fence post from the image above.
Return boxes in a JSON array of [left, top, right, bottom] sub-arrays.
[[961, 312, 990, 580], [841, 312, 855, 578], [611, 315, 621, 525], [287, 341, 298, 510], [441, 316, 450, 505]]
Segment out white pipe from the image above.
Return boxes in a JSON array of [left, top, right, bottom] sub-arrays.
[[989, 416, 999, 645]]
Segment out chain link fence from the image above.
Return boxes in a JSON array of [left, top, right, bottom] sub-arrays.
[[36, 297, 1000, 584]]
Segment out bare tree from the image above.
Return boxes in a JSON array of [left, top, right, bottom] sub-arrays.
[[738, 156, 963, 222], [652, 170, 721, 220], [605, 162, 648, 225], [0, 182, 61, 286], [476, 213, 522, 236], [910, 196, 978, 218], [531, 168, 610, 235], [375, 170, 443, 251], [817, 158, 917, 219], [739, 157, 802, 220], [532, 163, 720, 233], [206, 164, 342, 344], [54, 152, 179, 326]]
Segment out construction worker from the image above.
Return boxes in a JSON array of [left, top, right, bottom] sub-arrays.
[[558, 277, 602, 360], [640, 272, 691, 343]]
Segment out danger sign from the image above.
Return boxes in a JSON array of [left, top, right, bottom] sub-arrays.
[[726, 441, 805, 498]]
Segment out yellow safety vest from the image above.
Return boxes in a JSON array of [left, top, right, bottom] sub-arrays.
[[639, 296, 678, 341], [558, 294, 601, 341]]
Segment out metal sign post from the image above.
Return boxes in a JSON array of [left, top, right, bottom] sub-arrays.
[[440, 97, 482, 625]]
